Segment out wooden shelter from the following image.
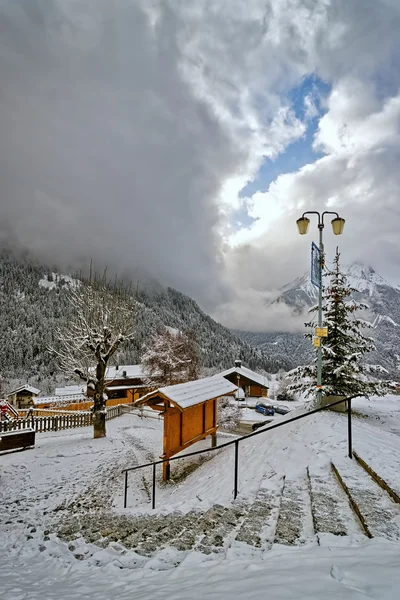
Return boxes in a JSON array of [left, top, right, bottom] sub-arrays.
[[220, 360, 269, 398], [134, 375, 237, 480]]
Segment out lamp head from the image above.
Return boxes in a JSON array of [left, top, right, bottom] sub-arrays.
[[331, 217, 345, 235], [296, 216, 310, 235]]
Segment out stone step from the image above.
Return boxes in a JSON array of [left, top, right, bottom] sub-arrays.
[[193, 503, 248, 555], [234, 478, 284, 550], [273, 474, 314, 546], [307, 465, 365, 539], [354, 451, 400, 505], [332, 458, 400, 541]]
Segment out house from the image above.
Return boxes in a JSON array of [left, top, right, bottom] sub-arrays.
[[219, 360, 269, 398], [87, 365, 150, 403], [7, 385, 41, 409]]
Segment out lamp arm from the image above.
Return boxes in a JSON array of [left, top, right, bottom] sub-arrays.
[[321, 211, 339, 225], [301, 211, 322, 226]]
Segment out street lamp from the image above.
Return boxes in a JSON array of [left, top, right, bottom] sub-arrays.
[[296, 211, 345, 405]]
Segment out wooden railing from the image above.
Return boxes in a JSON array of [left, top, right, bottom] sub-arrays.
[[0, 404, 124, 434]]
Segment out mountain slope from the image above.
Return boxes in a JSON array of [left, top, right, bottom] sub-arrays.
[[236, 262, 400, 376], [0, 253, 281, 389]]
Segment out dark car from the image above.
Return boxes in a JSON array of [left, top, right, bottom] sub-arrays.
[[276, 393, 293, 402], [255, 401, 274, 416], [273, 404, 290, 415], [252, 420, 271, 431]]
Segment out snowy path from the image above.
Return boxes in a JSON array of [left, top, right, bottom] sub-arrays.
[[1, 407, 400, 598]]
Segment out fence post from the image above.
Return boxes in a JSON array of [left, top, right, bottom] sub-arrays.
[[348, 398, 353, 459], [234, 439, 239, 500], [124, 471, 128, 509], [152, 463, 156, 510]]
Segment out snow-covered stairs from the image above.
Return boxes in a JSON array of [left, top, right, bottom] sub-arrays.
[[56, 457, 400, 568], [273, 475, 314, 545], [307, 465, 364, 538], [331, 458, 400, 541], [234, 477, 284, 549]]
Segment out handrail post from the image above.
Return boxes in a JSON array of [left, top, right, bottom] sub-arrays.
[[152, 463, 156, 510], [234, 439, 239, 499], [348, 397, 353, 459], [124, 470, 128, 508]]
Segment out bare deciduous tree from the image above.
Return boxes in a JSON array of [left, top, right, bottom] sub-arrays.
[[141, 328, 199, 387], [52, 279, 135, 438]]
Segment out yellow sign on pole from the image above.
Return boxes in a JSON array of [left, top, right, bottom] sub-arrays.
[[315, 327, 328, 337], [313, 336, 321, 347]]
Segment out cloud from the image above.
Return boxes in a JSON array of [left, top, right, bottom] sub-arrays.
[[1, 0, 400, 330], [213, 287, 306, 333]]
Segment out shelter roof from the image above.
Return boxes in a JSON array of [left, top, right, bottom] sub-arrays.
[[103, 365, 145, 381], [134, 375, 237, 411], [219, 366, 269, 388]]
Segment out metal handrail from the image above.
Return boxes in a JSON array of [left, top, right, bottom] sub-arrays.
[[123, 395, 358, 509]]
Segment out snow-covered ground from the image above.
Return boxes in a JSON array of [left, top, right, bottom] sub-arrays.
[[352, 394, 400, 436], [1, 400, 400, 599]]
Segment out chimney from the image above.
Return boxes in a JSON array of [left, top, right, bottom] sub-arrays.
[[235, 359, 242, 369], [122, 370, 127, 378]]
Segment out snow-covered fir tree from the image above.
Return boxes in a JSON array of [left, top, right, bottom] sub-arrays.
[[289, 249, 387, 401], [141, 328, 199, 387]]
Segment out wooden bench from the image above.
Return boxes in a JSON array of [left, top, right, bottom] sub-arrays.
[[0, 429, 35, 453]]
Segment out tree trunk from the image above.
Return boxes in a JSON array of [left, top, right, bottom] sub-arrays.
[[93, 363, 107, 438]]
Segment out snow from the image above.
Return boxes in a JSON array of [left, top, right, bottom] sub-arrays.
[[39, 273, 80, 290], [7, 384, 41, 396], [2, 397, 400, 599], [136, 375, 238, 410], [352, 394, 400, 436], [55, 385, 85, 396], [103, 364, 145, 380], [218, 365, 269, 388], [32, 393, 88, 406]]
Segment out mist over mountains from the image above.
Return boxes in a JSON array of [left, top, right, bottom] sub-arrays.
[[0, 253, 281, 391], [235, 262, 400, 377]]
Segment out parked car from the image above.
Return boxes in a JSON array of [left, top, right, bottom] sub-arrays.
[[276, 393, 294, 402], [273, 404, 290, 415], [255, 401, 274, 416], [252, 420, 271, 431]]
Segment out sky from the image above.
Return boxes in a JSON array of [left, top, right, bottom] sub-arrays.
[[1, 0, 400, 332]]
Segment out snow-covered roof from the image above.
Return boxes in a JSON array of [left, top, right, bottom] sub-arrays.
[[134, 375, 237, 411], [218, 366, 269, 388], [55, 385, 85, 396], [33, 394, 88, 406], [103, 365, 145, 381], [7, 385, 41, 396]]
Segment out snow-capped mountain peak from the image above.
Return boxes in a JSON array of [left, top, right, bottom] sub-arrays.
[[344, 262, 390, 296]]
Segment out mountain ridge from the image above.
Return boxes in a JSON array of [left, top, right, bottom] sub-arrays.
[[235, 261, 400, 376], [0, 252, 283, 392]]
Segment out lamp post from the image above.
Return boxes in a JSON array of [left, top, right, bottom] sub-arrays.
[[296, 211, 345, 406]]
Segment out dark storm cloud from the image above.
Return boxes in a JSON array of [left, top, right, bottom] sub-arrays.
[[0, 0, 245, 305]]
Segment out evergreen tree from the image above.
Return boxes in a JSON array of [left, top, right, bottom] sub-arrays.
[[289, 249, 387, 400]]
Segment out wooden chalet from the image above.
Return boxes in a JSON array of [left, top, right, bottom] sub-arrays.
[[134, 375, 237, 480], [219, 360, 269, 398], [87, 365, 151, 404], [7, 385, 41, 409]]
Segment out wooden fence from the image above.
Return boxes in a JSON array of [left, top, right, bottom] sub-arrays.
[[0, 404, 124, 434]]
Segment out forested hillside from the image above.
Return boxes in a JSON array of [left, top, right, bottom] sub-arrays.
[[0, 253, 282, 390]]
